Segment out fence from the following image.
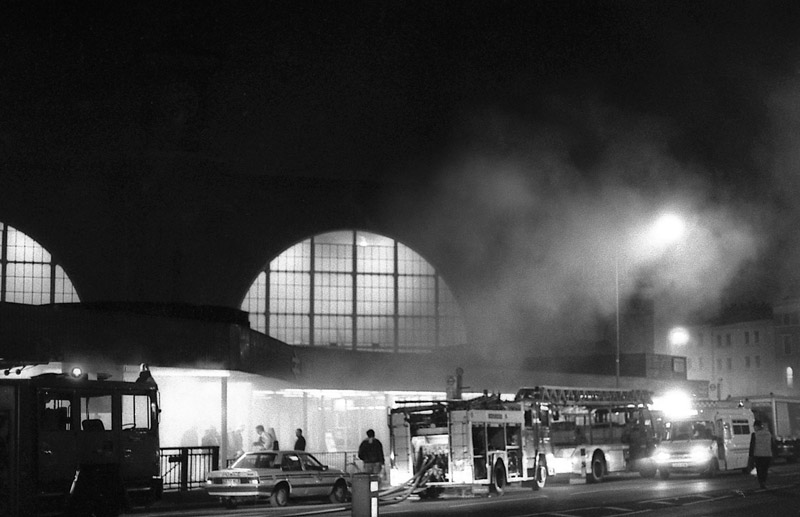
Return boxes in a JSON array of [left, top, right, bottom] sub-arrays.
[[160, 447, 361, 491], [160, 446, 220, 491]]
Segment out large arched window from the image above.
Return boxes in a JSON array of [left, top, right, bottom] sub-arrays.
[[788, 366, 794, 389], [242, 230, 466, 351], [1, 222, 79, 303]]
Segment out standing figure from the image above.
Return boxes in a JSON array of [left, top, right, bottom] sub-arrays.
[[294, 428, 306, 451], [358, 429, 385, 478], [266, 427, 279, 450], [749, 419, 775, 488], [253, 425, 268, 450]]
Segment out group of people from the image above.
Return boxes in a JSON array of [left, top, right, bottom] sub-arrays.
[[252, 425, 307, 452], [250, 426, 387, 478]]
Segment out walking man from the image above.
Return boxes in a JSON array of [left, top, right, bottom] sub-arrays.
[[294, 428, 306, 451], [749, 419, 774, 488], [358, 429, 385, 480]]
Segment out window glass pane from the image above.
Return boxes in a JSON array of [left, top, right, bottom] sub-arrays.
[[122, 394, 152, 430], [357, 233, 394, 273], [398, 276, 435, 316], [1, 223, 78, 304], [6, 263, 50, 304], [314, 315, 352, 347], [356, 316, 394, 350], [314, 273, 352, 313], [243, 230, 466, 351], [315, 242, 352, 273], [271, 314, 309, 345], [270, 271, 310, 313], [272, 241, 310, 271], [53, 265, 79, 303], [398, 243, 434, 275], [356, 274, 393, 315], [80, 394, 113, 431], [7, 226, 51, 262]]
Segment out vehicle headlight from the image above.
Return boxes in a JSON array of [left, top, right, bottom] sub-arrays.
[[654, 451, 670, 463], [690, 446, 712, 463], [249, 478, 260, 485]]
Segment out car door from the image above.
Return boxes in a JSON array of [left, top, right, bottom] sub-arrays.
[[281, 453, 310, 497], [299, 453, 328, 497]]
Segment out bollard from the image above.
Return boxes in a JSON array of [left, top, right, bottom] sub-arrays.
[[351, 472, 379, 517]]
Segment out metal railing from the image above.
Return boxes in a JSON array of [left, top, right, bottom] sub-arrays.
[[160, 446, 220, 491], [160, 447, 361, 491]]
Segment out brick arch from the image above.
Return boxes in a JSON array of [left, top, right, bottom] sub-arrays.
[[241, 229, 466, 351]]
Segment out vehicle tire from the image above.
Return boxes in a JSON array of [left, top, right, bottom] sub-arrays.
[[586, 453, 605, 483], [420, 487, 443, 499], [532, 462, 547, 490], [224, 498, 238, 509], [639, 459, 657, 478], [489, 461, 507, 495], [270, 484, 290, 507], [329, 480, 348, 503], [658, 468, 670, 480], [704, 458, 719, 478]]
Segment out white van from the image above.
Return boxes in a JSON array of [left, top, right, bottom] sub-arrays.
[[653, 405, 753, 478]]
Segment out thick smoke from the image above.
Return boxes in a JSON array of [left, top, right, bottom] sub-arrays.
[[417, 101, 773, 357]]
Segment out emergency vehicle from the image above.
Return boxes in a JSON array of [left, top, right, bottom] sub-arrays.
[[653, 399, 754, 478], [389, 392, 550, 497], [514, 386, 662, 483], [0, 367, 162, 517]]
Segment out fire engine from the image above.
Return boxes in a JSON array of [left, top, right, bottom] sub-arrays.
[[0, 366, 162, 517], [514, 386, 662, 483], [389, 391, 551, 497]]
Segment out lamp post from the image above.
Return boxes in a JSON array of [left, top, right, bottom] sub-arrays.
[[615, 213, 685, 389]]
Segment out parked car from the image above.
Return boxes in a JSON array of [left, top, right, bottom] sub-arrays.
[[205, 450, 350, 508]]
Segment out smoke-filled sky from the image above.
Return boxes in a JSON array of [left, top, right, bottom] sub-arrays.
[[4, 1, 800, 350]]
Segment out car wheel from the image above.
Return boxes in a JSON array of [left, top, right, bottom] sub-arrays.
[[223, 498, 238, 509], [533, 462, 547, 490], [586, 453, 605, 483], [489, 461, 506, 495], [270, 484, 289, 507], [658, 468, 670, 480], [329, 481, 348, 503]]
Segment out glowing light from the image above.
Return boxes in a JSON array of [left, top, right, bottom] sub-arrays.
[[652, 390, 694, 419], [70, 366, 83, 378], [650, 213, 685, 245], [669, 327, 690, 346]]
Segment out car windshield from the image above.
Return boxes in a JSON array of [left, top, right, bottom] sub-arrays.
[[664, 420, 714, 441], [233, 452, 278, 469]]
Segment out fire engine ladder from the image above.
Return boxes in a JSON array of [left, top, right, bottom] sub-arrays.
[[515, 386, 653, 406]]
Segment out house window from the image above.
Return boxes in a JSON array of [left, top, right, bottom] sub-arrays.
[[717, 335, 722, 347], [716, 358, 723, 371], [754, 331, 760, 344], [788, 367, 794, 389], [784, 335, 792, 355], [726, 334, 732, 346], [744, 331, 750, 345], [745, 356, 751, 368], [755, 356, 761, 368], [1, 222, 79, 304], [726, 358, 732, 371], [242, 230, 466, 351]]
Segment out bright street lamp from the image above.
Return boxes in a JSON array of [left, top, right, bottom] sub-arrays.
[[615, 213, 685, 387]]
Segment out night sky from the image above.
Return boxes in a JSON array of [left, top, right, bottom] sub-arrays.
[[4, 1, 800, 345]]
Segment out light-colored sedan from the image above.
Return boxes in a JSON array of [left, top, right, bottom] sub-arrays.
[[205, 450, 350, 508]]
